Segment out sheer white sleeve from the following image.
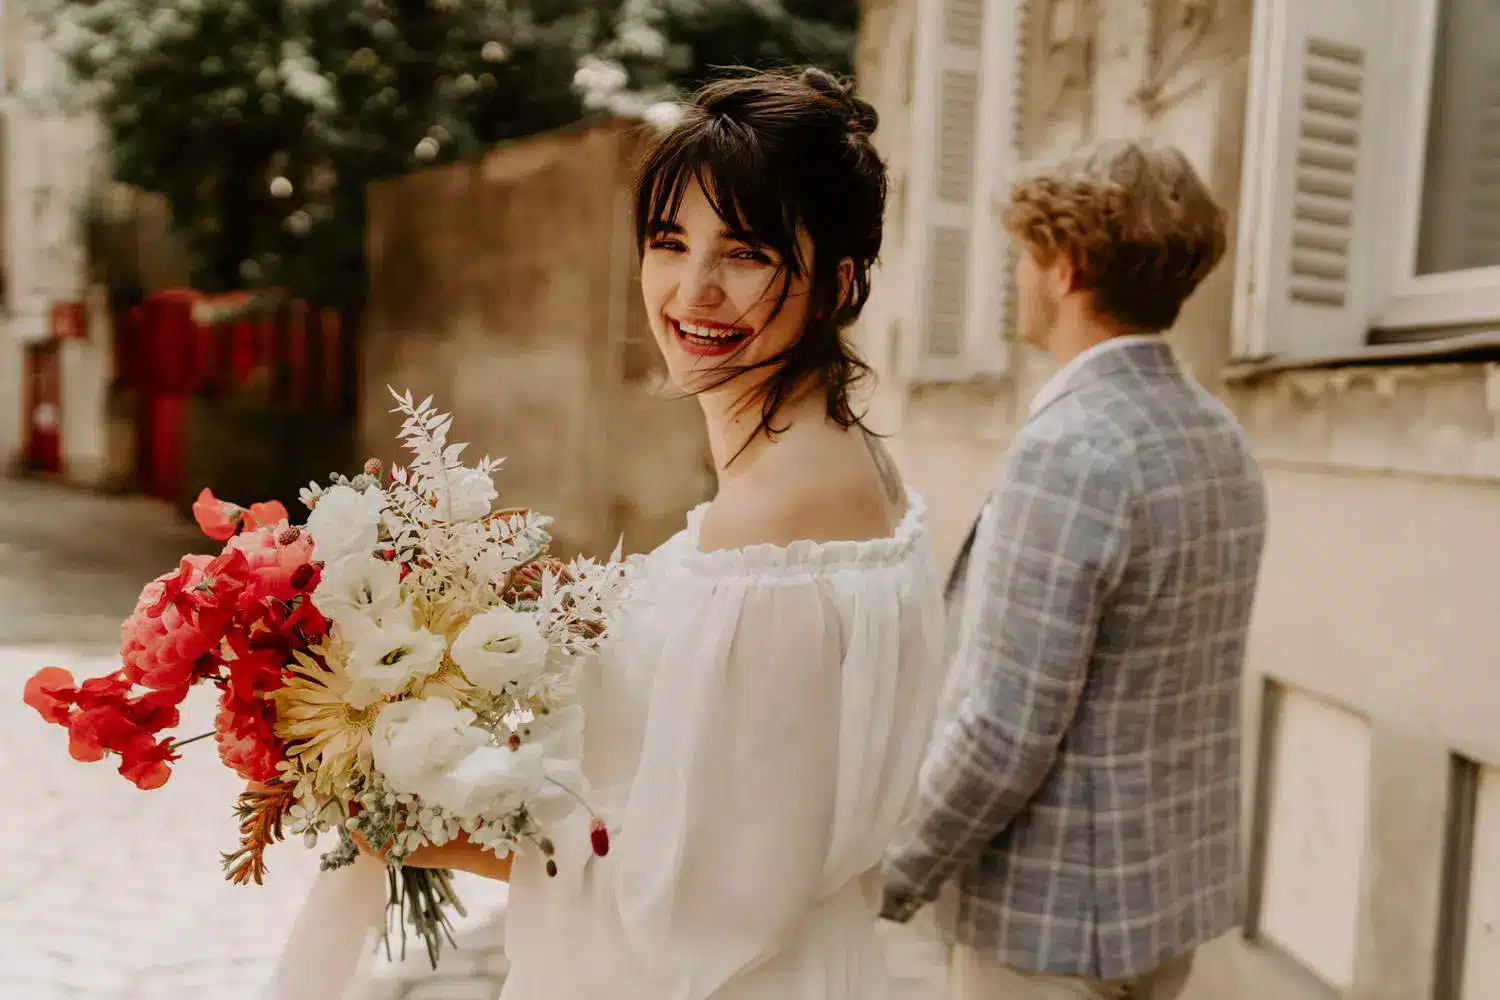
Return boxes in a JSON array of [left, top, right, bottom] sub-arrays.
[[256, 854, 388, 1000], [607, 551, 942, 997]]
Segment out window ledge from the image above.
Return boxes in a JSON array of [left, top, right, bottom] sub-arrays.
[[1224, 330, 1500, 383]]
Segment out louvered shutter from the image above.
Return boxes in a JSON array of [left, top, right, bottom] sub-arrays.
[[906, 0, 982, 379], [906, 0, 1028, 379], [1232, 0, 1394, 360], [964, 0, 1029, 375]]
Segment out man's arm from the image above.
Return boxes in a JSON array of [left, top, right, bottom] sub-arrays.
[[881, 428, 1133, 922]]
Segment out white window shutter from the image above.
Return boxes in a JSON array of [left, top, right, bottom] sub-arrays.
[[1232, 0, 1394, 361], [964, 0, 1029, 376], [905, 0, 983, 380]]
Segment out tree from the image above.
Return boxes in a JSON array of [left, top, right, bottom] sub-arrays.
[[37, 0, 857, 311], [577, 0, 860, 117]]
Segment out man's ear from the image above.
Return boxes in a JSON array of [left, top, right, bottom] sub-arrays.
[[1049, 254, 1079, 298]]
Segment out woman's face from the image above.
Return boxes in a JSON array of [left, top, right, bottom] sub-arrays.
[[640, 178, 813, 393]]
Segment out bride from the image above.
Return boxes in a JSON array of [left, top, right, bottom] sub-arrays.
[[265, 67, 947, 1000]]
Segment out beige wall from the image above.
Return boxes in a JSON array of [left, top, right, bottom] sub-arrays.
[[858, 1, 1500, 997], [361, 120, 713, 559]]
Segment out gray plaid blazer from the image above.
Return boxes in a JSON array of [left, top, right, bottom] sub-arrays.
[[881, 339, 1268, 979]]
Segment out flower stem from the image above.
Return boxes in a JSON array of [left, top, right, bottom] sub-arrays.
[[169, 730, 216, 751], [542, 774, 596, 818]]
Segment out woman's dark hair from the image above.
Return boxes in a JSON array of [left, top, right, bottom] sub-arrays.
[[633, 67, 888, 456]]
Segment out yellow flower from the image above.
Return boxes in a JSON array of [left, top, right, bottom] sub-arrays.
[[274, 643, 378, 795]]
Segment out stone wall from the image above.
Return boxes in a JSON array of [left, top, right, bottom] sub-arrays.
[[360, 119, 713, 559], [857, 1, 1500, 997]]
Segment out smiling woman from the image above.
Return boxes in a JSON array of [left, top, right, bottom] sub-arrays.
[[633, 67, 888, 460]]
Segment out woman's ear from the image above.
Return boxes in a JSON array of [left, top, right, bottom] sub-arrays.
[[837, 258, 855, 311]]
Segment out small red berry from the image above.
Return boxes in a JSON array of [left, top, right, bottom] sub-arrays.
[[277, 526, 302, 546], [364, 458, 383, 476], [590, 817, 610, 857]]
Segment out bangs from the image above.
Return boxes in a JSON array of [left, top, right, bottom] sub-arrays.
[[635, 117, 808, 274]]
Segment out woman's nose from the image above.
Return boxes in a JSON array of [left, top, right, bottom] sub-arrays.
[[676, 253, 725, 309]]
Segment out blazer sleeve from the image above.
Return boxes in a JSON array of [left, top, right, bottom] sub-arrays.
[[882, 426, 1133, 920]]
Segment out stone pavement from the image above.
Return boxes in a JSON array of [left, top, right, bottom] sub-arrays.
[[0, 478, 947, 1000]]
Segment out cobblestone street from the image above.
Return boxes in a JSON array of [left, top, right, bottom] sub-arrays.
[[0, 479, 946, 999]]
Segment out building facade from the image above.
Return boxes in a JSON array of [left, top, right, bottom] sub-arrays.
[[855, 0, 1500, 997], [0, 0, 114, 485]]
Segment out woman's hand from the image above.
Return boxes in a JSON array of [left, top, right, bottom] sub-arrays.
[[352, 828, 514, 883]]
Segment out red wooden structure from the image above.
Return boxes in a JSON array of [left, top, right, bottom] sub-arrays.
[[21, 303, 86, 475], [114, 289, 350, 504]]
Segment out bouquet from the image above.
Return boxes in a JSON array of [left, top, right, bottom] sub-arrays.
[[22, 389, 629, 966]]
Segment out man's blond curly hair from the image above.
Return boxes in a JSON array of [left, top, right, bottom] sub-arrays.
[[1000, 139, 1228, 333]]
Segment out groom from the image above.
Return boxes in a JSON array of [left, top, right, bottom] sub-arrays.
[[881, 139, 1268, 999]]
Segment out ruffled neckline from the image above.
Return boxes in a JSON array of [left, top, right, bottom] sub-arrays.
[[673, 492, 928, 578]]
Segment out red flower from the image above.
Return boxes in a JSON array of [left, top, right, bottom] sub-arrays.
[[117, 734, 178, 790], [192, 488, 290, 541], [60, 680, 189, 786], [215, 690, 285, 784], [223, 632, 291, 702], [23, 666, 77, 724], [125, 686, 187, 734], [67, 723, 108, 763], [68, 704, 140, 760], [590, 817, 610, 857]]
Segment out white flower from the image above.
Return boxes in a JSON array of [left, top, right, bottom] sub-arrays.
[[515, 704, 585, 760], [431, 467, 497, 522], [340, 603, 446, 708], [370, 696, 487, 799], [528, 752, 590, 827], [313, 555, 404, 625], [305, 484, 385, 563], [427, 743, 546, 818], [450, 605, 548, 693], [511, 705, 589, 825]]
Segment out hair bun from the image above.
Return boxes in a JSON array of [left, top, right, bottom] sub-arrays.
[[799, 67, 879, 137]]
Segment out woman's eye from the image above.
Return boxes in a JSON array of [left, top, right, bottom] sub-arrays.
[[729, 247, 774, 264], [648, 237, 685, 252]]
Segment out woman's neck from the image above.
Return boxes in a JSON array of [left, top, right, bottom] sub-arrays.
[[699, 382, 826, 481]]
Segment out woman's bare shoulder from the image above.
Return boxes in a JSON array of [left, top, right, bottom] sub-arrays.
[[697, 459, 902, 555]]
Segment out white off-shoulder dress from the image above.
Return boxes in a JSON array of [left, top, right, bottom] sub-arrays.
[[499, 496, 946, 1000], [259, 495, 947, 1000]]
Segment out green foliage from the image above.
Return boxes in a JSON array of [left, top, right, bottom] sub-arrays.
[[37, 0, 857, 311]]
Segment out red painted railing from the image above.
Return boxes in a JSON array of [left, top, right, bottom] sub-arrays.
[[115, 289, 351, 503]]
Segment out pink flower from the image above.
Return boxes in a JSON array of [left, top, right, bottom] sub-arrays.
[[120, 600, 220, 691], [228, 525, 317, 603]]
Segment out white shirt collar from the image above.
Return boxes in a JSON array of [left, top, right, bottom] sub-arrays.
[[1027, 334, 1161, 418]]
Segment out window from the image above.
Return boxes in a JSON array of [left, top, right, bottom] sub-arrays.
[[1414, 0, 1500, 278], [903, 0, 1028, 381], [1232, 0, 1500, 362]]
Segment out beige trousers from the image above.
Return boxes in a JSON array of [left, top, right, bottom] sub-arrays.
[[948, 944, 1195, 1000]]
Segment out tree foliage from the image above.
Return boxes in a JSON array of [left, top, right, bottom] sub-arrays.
[[37, 0, 857, 310]]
